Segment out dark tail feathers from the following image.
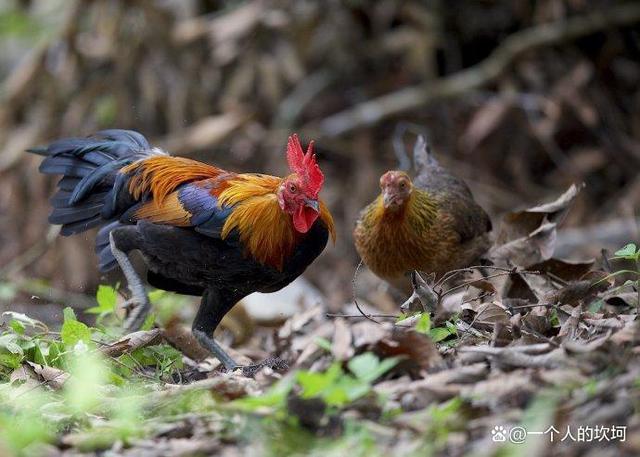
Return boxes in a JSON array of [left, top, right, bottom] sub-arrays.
[[30, 129, 154, 270], [392, 122, 439, 173], [412, 134, 439, 175]]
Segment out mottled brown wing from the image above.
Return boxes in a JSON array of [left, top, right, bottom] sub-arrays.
[[412, 135, 492, 243]]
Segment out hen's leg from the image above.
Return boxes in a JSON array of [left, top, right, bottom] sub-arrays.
[[109, 228, 150, 332], [192, 288, 239, 371]]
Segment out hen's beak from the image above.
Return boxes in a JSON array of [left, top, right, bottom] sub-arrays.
[[383, 191, 398, 208], [304, 198, 319, 212]]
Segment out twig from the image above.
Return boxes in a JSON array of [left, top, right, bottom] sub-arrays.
[[434, 265, 524, 289], [440, 269, 540, 299], [326, 313, 397, 319], [156, 375, 260, 399], [459, 345, 567, 369], [311, 4, 640, 136], [546, 272, 569, 287], [601, 249, 613, 273], [460, 292, 492, 307], [507, 302, 560, 311], [351, 260, 382, 324]]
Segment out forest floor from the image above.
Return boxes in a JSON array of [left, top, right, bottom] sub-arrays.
[[1, 185, 639, 457]]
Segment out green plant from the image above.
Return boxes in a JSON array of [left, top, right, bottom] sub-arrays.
[[297, 352, 399, 407], [415, 313, 457, 343], [604, 243, 640, 312], [85, 285, 119, 321]]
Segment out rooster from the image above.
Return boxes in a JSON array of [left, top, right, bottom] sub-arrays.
[[353, 135, 491, 292], [30, 130, 335, 370]]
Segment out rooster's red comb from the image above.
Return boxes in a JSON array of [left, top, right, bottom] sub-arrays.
[[286, 134, 324, 197]]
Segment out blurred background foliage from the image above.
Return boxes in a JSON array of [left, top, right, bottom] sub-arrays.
[[0, 0, 639, 317]]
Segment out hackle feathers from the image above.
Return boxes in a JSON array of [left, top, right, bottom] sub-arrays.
[[123, 156, 223, 203]]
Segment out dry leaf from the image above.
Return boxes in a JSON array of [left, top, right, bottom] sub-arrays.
[[492, 184, 582, 266], [474, 302, 510, 328], [490, 221, 557, 267], [558, 304, 582, 339], [162, 318, 210, 361], [278, 306, 323, 340], [491, 322, 512, 347], [331, 318, 354, 361], [101, 329, 162, 358], [529, 258, 595, 281], [27, 362, 69, 389], [375, 329, 442, 373], [352, 321, 390, 348]]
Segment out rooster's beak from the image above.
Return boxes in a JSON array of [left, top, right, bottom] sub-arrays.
[[304, 198, 319, 212]]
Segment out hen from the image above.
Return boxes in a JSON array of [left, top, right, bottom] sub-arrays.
[[353, 135, 491, 292]]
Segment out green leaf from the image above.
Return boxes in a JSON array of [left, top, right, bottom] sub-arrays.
[[147, 289, 192, 324], [431, 397, 462, 422], [97, 285, 117, 309], [148, 289, 166, 303], [314, 337, 333, 352], [348, 352, 399, 383], [324, 375, 369, 406], [65, 350, 108, 413], [415, 313, 431, 334], [3, 311, 47, 331], [614, 243, 638, 259], [61, 319, 92, 347], [588, 299, 604, 313], [297, 363, 343, 398], [0, 333, 23, 355], [9, 320, 25, 335], [322, 384, 351, 406], [87, 285, 118, 315], [140, 313, 156, 331], [429, 324, 457, 343], [232, 376, 296, 411], [63, 307, 77, 322], [0, 352, 22, 369]]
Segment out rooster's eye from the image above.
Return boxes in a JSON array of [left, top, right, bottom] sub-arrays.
[[289, 183, 297, 193], [399, 182, 406, 189]]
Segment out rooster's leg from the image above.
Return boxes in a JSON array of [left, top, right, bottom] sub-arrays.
[[109, 230, 151, 332], [192, 288, 239, 371]]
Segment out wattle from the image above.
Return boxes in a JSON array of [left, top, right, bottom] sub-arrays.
[[293, 206, 318, 233]]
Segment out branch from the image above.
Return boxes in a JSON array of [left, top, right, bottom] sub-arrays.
[[351, 260, 382, 324], [312, 4, 640, 137]]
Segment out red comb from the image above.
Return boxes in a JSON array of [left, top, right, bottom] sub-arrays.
[[286, 134, 324, 197]]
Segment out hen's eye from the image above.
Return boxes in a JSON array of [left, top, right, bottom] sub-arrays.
[[399, 182, 406, 189]]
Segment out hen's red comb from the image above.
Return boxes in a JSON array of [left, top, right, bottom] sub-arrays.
[[286, 134, 324, 197]]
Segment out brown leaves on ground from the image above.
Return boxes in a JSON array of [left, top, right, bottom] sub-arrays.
[[211, 184, 639, 457], [490, 184, 582, 267], [94, 183, 637, 457], [101, 329, 163, 358], [6, 187, 634, 457]]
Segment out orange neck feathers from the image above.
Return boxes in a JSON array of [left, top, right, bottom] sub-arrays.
[[218, 174, 335, 270]]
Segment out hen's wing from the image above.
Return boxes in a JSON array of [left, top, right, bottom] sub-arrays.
[[412, 135, 492, 243]]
